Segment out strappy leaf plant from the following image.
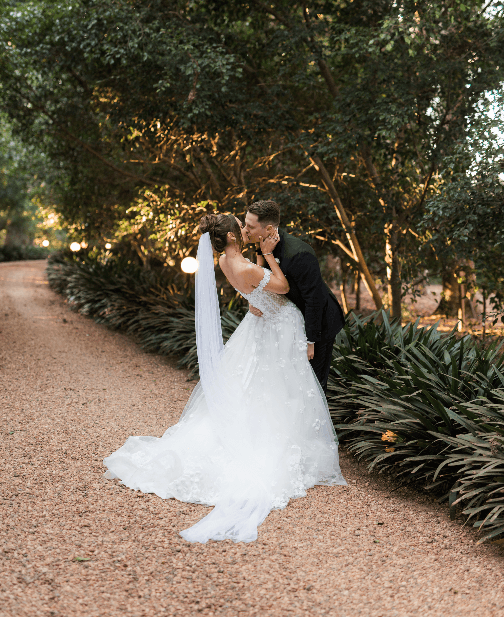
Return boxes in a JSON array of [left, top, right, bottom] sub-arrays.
[[47, 252, 246, 378], [328, 310, 504, 542]]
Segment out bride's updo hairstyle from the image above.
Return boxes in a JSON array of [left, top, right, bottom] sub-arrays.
[[199, 213, 243, 253]]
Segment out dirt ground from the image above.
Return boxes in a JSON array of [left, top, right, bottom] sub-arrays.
[[1, 259, 504, 617], [332, 279, 504, 335]]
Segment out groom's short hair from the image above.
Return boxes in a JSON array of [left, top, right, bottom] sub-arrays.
[[247, 200, 280, 227]]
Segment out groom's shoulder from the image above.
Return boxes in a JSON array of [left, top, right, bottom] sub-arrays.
[[281, 230, 316, 259]]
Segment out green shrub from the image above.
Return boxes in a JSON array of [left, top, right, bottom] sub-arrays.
[[46, 251, 246, 377], [328, 311, 504, 542], [0, 244, 51, 261]]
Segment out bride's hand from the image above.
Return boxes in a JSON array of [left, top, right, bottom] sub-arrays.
[[259, 231, 280, 255]]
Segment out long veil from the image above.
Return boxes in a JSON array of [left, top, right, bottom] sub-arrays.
[[180, 233, 272, 543]]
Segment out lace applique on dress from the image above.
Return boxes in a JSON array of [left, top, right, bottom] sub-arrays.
[[234, 266, 297, 328], [256, 268, 271, 291]]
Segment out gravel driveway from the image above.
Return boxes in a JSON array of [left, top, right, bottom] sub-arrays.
[[1, 259, 503, 617]]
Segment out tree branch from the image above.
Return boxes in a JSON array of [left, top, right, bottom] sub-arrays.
[[250, 1, 340, 99], [302, 6, 339, 98], [309, 153, 382, 308], [53, 125, 171, 187], [312, 234, 358, 262], [192, 144, 224, 201], [249, 0, 291, 27]]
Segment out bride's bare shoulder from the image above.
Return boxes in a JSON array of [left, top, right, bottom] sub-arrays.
[[219, 255, 263, 288], [218, 254, 229, 273], [240, 261, 264, 286]]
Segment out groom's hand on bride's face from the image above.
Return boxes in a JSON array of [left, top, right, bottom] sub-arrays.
[[249, 303, 263, 317]]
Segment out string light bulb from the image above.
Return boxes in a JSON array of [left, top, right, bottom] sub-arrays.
[[181, 257, 198, 274]]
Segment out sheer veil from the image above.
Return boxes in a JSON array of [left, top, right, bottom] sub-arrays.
[[180, 232, 272, 543]]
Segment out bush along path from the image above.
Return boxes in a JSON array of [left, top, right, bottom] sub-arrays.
[[327, 315, 504, 544], [47, 252, 246, 378], [47, 254, 504, 544]]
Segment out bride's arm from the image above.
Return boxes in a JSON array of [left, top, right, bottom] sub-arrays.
[[242, 233, 289, 294], [261, 254, 289, 294], [258, 233, 289, 294], [244, 261, 289, 294]]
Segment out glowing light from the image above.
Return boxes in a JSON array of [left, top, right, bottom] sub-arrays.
[[105, 243, 112, 249], [70, 242, 81, 252], [80, 241, 88, 249], [42, 239, 50, 247], [181, 257, 198, 274]]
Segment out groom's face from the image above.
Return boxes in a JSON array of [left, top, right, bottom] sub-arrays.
[[244, 212, 275, 244]]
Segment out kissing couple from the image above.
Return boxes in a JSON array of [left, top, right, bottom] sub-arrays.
[[104, 200, 347, 543]]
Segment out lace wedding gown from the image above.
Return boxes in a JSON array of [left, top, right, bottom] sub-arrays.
[[103, 263, 346, 543]]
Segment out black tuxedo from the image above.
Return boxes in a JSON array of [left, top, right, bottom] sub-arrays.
[[262, 229, 345, 391]]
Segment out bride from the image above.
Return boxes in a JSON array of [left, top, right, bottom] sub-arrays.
[[103, 213, 346, 543]]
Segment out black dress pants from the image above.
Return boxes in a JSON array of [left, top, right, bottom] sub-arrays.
[[309, 336, 336, 394]]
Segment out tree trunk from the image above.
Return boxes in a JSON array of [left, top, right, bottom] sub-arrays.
[[337, 256, 350, 314], [340, 272, 350, 315], [384, 222, 402, 319], [482, 291, 487, 339], [354, 271, 361, 311], [434, 261, 462, 317], [339, 277, 349, 315], [461, 261, 477, 319], [309, 154, 383, 310]]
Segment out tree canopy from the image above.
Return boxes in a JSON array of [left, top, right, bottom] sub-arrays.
[[1, 0, 503, 314]]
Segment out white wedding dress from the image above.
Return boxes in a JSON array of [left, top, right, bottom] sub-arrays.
[[103, 239, 346, 543]]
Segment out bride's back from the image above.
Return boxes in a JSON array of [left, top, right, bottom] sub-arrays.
[[220, 254, 293, 322], [219, 254, 260, 295]]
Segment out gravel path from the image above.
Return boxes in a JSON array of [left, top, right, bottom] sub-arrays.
[[1, 260, 504, 617]]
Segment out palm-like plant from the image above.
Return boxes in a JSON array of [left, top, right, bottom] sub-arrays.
[[328, 310, 504, 541]]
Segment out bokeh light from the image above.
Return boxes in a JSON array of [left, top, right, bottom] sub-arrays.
[[181, 257, 198, 274], [69, 242, 81, 252], [105, 243, 112, 249], [42, 239, 50, 247], [80, 241, 88, 249]]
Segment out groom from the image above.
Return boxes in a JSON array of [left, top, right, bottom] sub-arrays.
[[244, 200, 345, 393]]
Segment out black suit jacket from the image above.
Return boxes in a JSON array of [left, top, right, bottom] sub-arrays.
[[263, 229, 345, 343]]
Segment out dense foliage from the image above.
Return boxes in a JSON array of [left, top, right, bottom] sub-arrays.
[[2, 0, 504, 313], [328, 313, 504, 542], [423, 98, 504, 322], [0, 244, 50, 261], [0, 113, 67, 258]]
